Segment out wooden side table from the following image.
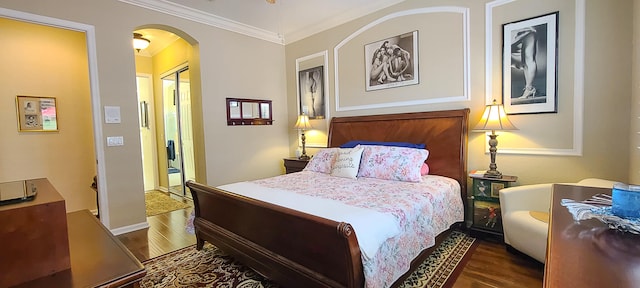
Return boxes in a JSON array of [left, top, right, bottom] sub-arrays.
[[283, 157, 309, 174], [544, 184, 640, 287], [469, 174, 517, 238]]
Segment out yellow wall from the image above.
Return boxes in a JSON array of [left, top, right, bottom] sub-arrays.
[[286, 0, 634, 186], [0, 17, 96, 212]]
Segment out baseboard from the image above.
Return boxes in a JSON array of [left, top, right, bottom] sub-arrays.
[[110, 221, 149, 236]]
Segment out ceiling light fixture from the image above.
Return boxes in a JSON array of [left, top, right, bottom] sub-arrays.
[[266, 0, 275, 4], [133, 33, 150, 52]]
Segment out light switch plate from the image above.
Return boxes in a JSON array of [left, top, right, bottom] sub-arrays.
[[104, 106, 121, 124], [106, 136, 124, 146]]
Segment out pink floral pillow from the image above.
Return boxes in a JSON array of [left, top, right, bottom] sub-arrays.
[[303, 148, 339, 174], [357, 145, 429, 182]]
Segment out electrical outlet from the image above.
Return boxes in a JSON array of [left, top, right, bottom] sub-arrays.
[[106, 136, 124, 146]]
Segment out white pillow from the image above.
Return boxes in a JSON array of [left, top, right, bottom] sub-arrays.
[[330, 147, 364, 179]]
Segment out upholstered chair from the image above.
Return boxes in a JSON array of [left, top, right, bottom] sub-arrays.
[[499, 178, 618, 263]]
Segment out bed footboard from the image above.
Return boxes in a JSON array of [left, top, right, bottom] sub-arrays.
[[186, 180, 364, 288]]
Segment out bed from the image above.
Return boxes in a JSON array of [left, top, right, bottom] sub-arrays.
[[186, 108, 469, 288]]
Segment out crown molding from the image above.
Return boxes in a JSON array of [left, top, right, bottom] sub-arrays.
[[119, 0, 284, 44], [285, 0, 405, 44]]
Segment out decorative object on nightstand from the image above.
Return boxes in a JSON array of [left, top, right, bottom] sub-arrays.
[[293, 114, 313, 160], [283, 157, 310, 174], [472, 99, 517, 178], [469, 173, 517, 238]]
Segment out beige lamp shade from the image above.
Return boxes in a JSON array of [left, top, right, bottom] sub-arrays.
[[473, 100, 517, 132], [293, 114, 313, 130]]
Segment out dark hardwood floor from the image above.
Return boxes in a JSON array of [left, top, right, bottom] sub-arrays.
[[117, 206, 544, 287], [116, 204, 196, 262]]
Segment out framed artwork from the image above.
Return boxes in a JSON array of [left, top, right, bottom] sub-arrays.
[[474, 180, 489, 197], [491, 182, 505, 198], [502, 12, 559, 114], [16, 96, 58, 132], [298, 66, 325, 119], [365, 30, 419, 91]]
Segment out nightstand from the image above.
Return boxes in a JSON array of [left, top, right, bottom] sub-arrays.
[[283, 157, 309, 174], [469, 174, 517, 239]]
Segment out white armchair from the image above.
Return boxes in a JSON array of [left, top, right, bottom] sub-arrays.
[[499, 178, 618, 263]]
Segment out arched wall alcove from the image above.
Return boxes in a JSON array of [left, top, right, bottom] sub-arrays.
[[131, 24, 207, 197]]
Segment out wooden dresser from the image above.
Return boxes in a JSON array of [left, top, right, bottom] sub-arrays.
[[0, 178, 145, 287], [0, 178, 70, 287], [545, 184, 640, 287], [16, 209, 146, 287]]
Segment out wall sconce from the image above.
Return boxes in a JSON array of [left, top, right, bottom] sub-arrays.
[[473, 99, 518, 178], [293, 114, 313, 160], [133, 33, 150, 52]]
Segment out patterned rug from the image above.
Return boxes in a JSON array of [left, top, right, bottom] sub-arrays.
[[139, 230, 476, 288], [145, 191, 191, 217]]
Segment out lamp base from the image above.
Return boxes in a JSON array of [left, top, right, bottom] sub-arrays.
[[298, 155, 310, 161], [484, 170, 503, 179]]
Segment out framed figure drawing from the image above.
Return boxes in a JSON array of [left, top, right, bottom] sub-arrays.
[[298, 66, 325, 119], [502, 12, 558, 114], [365, 30, 419, 91], [16, 96, 58, 132]]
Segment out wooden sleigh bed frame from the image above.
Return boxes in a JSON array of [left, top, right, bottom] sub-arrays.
[[186, 109, 469, 288]]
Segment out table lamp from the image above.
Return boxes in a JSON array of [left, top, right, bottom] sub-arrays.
[[473, 99, 518, 178], [294, 114, 313, 160]]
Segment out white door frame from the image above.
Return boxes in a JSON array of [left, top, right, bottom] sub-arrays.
[[0, 8, 110, 227]]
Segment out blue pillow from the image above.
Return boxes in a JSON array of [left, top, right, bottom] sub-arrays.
[[339, 140, 426, 149]]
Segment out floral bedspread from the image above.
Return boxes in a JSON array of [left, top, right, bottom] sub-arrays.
[[251, 171, 464, 288]]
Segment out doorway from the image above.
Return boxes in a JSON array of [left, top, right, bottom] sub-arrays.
[[136, 74, 157, 192], [162, 66, 195, 197]]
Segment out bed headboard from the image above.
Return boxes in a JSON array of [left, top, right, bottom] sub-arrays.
[[328, 109, 470, 199]]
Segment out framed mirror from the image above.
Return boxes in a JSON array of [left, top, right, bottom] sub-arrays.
[[226, 98, 273, 125]]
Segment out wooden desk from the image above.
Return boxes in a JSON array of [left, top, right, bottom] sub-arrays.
[[545, 184, 640, 287], [17, 210, 146, 287]]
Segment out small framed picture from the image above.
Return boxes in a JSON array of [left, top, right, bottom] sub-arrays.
[[491, 182, 506, 198], [502, 12, 559, 114], [16, 96, 58, 132], [298, 66, 325, 120]]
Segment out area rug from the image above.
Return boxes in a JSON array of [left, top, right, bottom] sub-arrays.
[[139, 230, 477, 288], [145, 191, 191, 217]]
